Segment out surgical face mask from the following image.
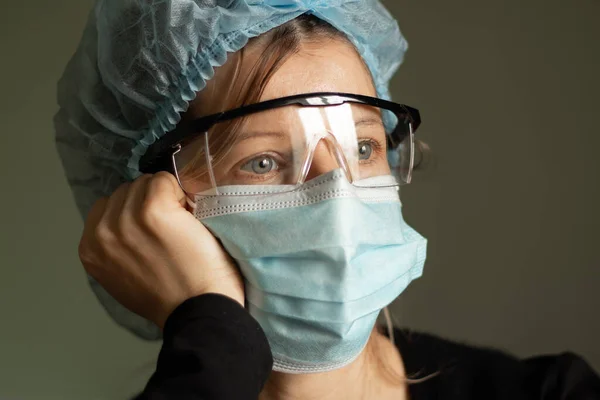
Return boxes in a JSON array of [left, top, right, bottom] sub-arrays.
[[193, 170, 427, 374]]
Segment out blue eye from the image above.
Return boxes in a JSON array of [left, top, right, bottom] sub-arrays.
[[241, 156, 278, 174], [358, 142, 373, 160]]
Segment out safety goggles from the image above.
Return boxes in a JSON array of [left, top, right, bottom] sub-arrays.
[[139, 93, 421, 196]]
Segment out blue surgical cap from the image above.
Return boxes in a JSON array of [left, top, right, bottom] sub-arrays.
[[54, 0, 408, 339]]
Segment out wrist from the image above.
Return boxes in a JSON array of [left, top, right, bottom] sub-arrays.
[[157, 291, 245, 330], [202, 289, 245, 308]]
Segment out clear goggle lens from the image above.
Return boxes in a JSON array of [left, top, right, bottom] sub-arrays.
[[173, 103, 415, 195]]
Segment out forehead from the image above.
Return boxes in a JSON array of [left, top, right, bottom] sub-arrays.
[[260, 41, 377, 101], [187, 39, 376, 118]]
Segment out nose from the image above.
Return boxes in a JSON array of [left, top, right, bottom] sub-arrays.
[[304, 138, 350, 182]]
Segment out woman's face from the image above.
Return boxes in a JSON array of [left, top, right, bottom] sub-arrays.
[[182, 39, 384, 190]]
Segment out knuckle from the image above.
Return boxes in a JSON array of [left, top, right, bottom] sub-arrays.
[[149, 171, 177, 194], [117, 214, 138, 247], [78, 238, 92, 264], [130, 174, 152, 191], [142, 178, 169, 219], [118, 180, 132, 191], [78, 238, 100, 275], [88, 196, 108, 215], [138, 173, 154, 181], [94, 221, 116, 248], [153, 171, 174, 182], [139, 198, 162, 229], [111, 182, 131, 199]]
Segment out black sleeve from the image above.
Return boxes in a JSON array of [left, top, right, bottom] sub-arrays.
[[523, 352, 600, 400], [134, 294, 273, 400], [395, 328, 600, 400]]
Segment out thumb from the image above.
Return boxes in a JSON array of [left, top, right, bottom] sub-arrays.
[[148, 171, 190, 209]]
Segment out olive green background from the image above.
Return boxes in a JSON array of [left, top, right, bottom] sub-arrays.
[[0, 1, 598, 399]]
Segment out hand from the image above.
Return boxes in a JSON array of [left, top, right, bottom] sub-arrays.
[[79, 172, 245, 329]]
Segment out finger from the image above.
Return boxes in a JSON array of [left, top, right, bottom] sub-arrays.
[[122, 174, 153, 225], [82, 196, 109, 238], [97, 181, 147, 280], [103, 181, 132, 231], [119, 174, 155, 253], [96, 182, 133, 259], [146, 171, 188, 210], [80, 196, 110, 269]]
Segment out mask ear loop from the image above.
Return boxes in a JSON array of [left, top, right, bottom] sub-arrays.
[[404, 123, 415, 185], [204, 132, 220, 195], [171, 144, 197, 210], [171, 132, 218, 210]]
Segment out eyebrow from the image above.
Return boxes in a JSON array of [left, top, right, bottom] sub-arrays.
[[234, 116, 384, 142], [354, 117, 384, 127], [236, 131, 288, 142]]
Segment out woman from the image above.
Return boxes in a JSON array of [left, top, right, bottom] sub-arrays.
[[55, 1, 599, 399]]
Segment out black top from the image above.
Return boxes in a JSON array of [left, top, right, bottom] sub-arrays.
[[134, 294, 600, 399]]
